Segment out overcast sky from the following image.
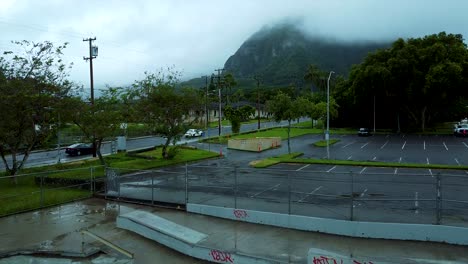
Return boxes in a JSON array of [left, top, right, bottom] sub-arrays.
[[1, 0, 467, 93]]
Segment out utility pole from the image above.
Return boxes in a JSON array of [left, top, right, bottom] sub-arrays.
[[215, 68, 224, 136], [204, 76, 208, 130], [83, 37, 97, 105], [83, 37, 98, 157], [253, 75, 262, 130]]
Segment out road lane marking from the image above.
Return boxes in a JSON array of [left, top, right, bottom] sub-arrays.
[[429, 169, 433, 178], [443, 142, 448, 151], [327, 166, 336, 172], [342, 142, 355, 148], [463, 142, 468, 148], [298, 186, 323, 202], [360, 188, 368, 197], [251, 183, 281, 198], [402, 141, 407, 149], [347, 156, 352, 160], [415, 192, 419, 214], [296, 164, 310, 171], [424, 141, 426, 150], [380, 140, 389, 149], [359, 167, 367, 174], [361, 142, 369, 149], [394, 168, 398, 174], [455, 158, 460, 166]]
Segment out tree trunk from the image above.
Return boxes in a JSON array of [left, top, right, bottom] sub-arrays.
[[421, 106, 427, 132], [162, 137, 172, 159], [96, 139, 107, 166], [287, 119, 291, 154]]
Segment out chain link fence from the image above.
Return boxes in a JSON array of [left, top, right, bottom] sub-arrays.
[[0, 167, 102, 217], [104, 164, 468, 227]]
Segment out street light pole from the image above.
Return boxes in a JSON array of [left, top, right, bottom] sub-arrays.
[[326, 71, 334, 159]]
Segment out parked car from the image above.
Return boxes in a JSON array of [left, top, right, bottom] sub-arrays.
[[455, 126, 468, 137], [358, 128, 371, 137], [184, 129, 204, 138], [65, 143, 94, 156]]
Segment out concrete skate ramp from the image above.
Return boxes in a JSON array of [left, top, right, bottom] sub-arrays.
[[117, 210, 277, 264]]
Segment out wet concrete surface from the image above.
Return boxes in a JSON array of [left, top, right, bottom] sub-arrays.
[[0, 198, 208, 264], [2, 198, 468, 263]]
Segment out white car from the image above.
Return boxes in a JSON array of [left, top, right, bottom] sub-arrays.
[[184, 129, 204, 137]]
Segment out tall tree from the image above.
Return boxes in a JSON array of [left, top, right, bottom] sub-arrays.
[[131, 70, 203, 158], [0, 41, 73, 177], [347, 32, 468, 131], [69, 88, 124, 165]]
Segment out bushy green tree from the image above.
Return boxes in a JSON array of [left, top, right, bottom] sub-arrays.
[[266, 93, 308, 153], [0, 41, 74, 177], [130, 70, 203, 159]]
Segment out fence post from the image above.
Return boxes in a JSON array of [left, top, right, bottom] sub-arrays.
[[350, 171, 354, 221], [40, 174, 44, 208], [234, 166, 238, 209], [436, 173, 442, 225], [90, 167, 94, 193], [151, 174, 154, 205], [288, 171, 291, 215], [185, 162, 188, 205]]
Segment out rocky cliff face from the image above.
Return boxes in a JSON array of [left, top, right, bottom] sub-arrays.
[[223, 24, 388, 86]]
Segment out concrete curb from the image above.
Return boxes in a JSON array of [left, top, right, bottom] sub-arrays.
[[187, 203, 468, 246], [117, 211, 281, 264]]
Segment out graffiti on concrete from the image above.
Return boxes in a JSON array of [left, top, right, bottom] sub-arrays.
[[312, 255, 374, 264], [210, 249, 234, 263], [233, 209, 248, 219]]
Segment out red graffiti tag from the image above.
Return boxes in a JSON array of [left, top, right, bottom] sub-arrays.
[[312, 256, 343, 264], [210, 250, 234, 263], [233, 209, 248, 219]]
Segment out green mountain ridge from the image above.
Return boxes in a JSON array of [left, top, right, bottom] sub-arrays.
[[183, 24, 390, 88]]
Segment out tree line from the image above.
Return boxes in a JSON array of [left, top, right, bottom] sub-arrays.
[[1, 31, 467, 176]]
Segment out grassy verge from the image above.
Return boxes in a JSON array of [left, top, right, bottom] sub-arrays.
[[251, 153, 468, 170], [0, 146, 219, 216], [313, 139, 340, 147]]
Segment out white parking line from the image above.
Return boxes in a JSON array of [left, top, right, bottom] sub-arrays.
[[380, 140, 388, 149], [251, 183, 281, 198], [298, 186, 323, 202], [423, 141, 426, 150], [443, 142, 448, 151], [402, 141, 407, 149], [426, 157, 430, 165], [360, 188, 368, 197], [455, 158, 460, 166], [347, 156, 352, 160], [361, 142, 369, 149], [429, 169, 433, 177], [399, 157, 402, 163], [394, 168, 398, 174], [385, 135, 389, 138], [327, 166, 336, 172], [342, 142, 355, 148], [296, 164, 310, 171], [415, 192, 419, 214], [463, 142, 468, 148], [359, 167, 367, 174], [372, 156, 377, 161]]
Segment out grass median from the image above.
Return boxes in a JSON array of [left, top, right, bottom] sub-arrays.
[[0, 146, 219, 216]]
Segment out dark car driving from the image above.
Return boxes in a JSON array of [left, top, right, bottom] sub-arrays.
[[65, 143, 93, 156], [358, 128, 371, 137]]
